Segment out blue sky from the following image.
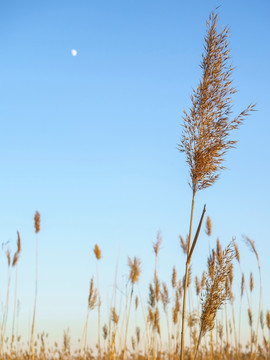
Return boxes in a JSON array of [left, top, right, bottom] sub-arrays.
[[0, 0, 269, 350]]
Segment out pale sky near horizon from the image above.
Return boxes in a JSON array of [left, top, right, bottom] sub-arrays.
[[0, 0, 269, 350]]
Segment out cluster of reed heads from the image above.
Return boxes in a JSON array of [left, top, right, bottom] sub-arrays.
[[1, 218, 270, 360], [1, 8, 267, 360], [70, 233, 269, 360]]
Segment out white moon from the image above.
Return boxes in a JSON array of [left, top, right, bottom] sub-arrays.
[[71, 49, 77, 56]]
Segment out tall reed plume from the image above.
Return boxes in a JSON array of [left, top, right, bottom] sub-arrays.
[[178, 10, 254, 360]]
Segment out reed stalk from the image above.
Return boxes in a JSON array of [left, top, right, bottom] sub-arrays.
[[193, 242, 235, 360], [93, 244, 102, 359], [243, 235, 262, 359], [0, 248, 12, 356], [178, 10, 254, 360], [31, 211, 40, 360], [80, 277, 98, 359], [123, 257, 141, 360], [11, 231, 21, 357]]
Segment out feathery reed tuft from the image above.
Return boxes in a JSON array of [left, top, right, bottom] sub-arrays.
[[172, 266, 177, 288], [102, 324, 108, 340], [243, 235, 260, 269], [88, 277, 98, 310], [195, 276, 201, 296], [6, 248, 11, 267], [153, 232, 162, 256], [93, 244, 102, 260], [250, 272, 254, 293], [12, 231, 21, 267], [179, 235, 188, 255], [34, 211, 40, 234], [128, 257, 141, 284], [205, 217, 212, 237], [232, 239, 240, 263], [266, 311, 270, 330], [161, 283, 169, 310], [135, 296, 139, 310], [248, 308, 253, 327], [178, 12, 254, 192], [201, 271, 206, 288], [200, 242, 235, 336], [241, 273, 245, 298], [111, 308, 119, 324]]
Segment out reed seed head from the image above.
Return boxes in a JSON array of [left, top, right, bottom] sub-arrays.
[[147, 307, 154, 325], [201, 271, 206, 288], [88, 277, 98, 310], [243, 235, 260, 269], [208, 249, 216, 281], [218, 322, 223, 340], [34, 211, 40, 234], [111, 307, 119, 324], [154, 277, 160, 302], [135, 296, 139, 310], [199, 242, 235, 337], [232, 239, 240, 263], [228, 263, 233, 287], [187, 313, 197, 328], [205, 216, 212, 237], [161, 283, 169, 311], [179, 235, 188, 255], [241, 273, 245, 298], [260, 311, 264, 330], [179, 12, 254, 193], [216, 239, 222, 263], [12, 253, 19, 267], [250, 272, 254, 293], [225, 276, 229, 294], [136, 326, 140, 344], [6, 248, 11, 267], [248, 308, 253, 327], [195, 275, 201, 296], [251, 331, 256, 345], [148, 283, 155, 308], [178, 279, 183, 298], [153, 308, 160, 333], [12, 231, 21, 267], [93, 244, 102, 260], [266, 311, 270, 330], [128, 256, 141, 284], [172, 266, 177, 288], [172, 291, 180, 325], [153, 231, 162, 256], [17, 231, 21, 253], [102, 324, 108, 340]]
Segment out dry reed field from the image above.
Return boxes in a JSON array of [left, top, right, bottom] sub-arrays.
[[1, 10, 269, 360]]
